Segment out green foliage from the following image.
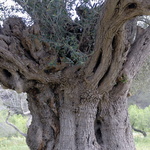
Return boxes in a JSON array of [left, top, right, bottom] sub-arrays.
[[8, 114, 28, 136], [128, 105, 150, 132], [32, 0, 100, 64], [0, 0, 103, 64], [0, 110, 16, 137]]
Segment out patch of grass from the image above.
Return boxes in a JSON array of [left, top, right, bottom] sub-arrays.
[[0, 136, 29, 150], [134, 132, 150, 150], [0, 132, 150, 150]]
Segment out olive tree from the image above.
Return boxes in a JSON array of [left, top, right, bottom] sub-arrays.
[[0, 0, 150, 150]]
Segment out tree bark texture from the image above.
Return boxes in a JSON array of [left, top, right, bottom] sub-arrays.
[[96, 83, 135, 150], [0, 0, 150, 150]]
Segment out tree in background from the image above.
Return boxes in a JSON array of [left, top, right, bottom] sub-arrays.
[[0, 0, 150, 149], [0, 85, 29, 114], [129, 105, 150, 137], [129, 57, 150, 107], [0, 85, 30, 137]]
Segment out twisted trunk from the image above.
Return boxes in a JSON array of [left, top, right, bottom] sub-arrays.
[[26, 83, 101, 150], [26, 81, 135, 150], [0, 0, 150, 150], [96, 82, 135, 150]]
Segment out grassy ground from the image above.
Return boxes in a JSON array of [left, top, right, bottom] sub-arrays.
[[0, 137, 29, 150], [134, 132, 150, 150], [0, 133, 150, 150]]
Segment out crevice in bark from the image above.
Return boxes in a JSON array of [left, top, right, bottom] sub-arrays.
[[17, 70, 25, 79], [112, 35, 117, 50], [143, 37, 149, 45], [95, 119, 103, 145], [28, 87, 40, 96], [3, 69, 12, 78], [44, 69, 52, 74], [98, 65, 111, 87], [25, 50, 39, 64], [116, 0, 121, 7], [127, 3, 137, 9], [95, 104, 103, 146], [93, 52, 102, 73]]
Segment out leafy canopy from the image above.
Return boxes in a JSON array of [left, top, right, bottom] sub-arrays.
[[0, 0, 104, 64]]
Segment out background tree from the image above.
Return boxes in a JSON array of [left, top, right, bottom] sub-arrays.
[[0, 0, 150, 150], [128, 105, 150, 137], [0, 85, 30, 137], [129, 56, 150, 107]]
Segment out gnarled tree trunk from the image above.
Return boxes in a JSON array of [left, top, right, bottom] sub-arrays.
[[96, 83, 135, 150], [0, 0, 150, 150], [26, 80, 101, 150]]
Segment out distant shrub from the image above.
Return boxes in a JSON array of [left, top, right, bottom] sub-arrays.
[[129, 105, 150, 132], [0, 110, 28, 137], [8, 114, 28, 136]]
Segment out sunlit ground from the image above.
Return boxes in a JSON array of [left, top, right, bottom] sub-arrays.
[[0, 132, 150, 150], [0, 136, 29, 150], [133, 132, 150, 150]]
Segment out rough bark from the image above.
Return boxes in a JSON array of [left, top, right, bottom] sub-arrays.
[[0, 0, 150, 150], [96, 82, 135, 150], [25, 82, 101, 150]]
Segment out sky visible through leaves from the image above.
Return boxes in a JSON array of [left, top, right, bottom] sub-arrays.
[[0, 0, 104, 21]]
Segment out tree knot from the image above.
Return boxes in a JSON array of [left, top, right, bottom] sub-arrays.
[[3, 17, 26, 36], [80, 89, 101, 106]]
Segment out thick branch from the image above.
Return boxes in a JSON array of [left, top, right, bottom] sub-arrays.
[[123, 26, 150, 79], [84, 0, 150, 91], [0, 19, 62, 91], [0, 44, 61, 90]]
